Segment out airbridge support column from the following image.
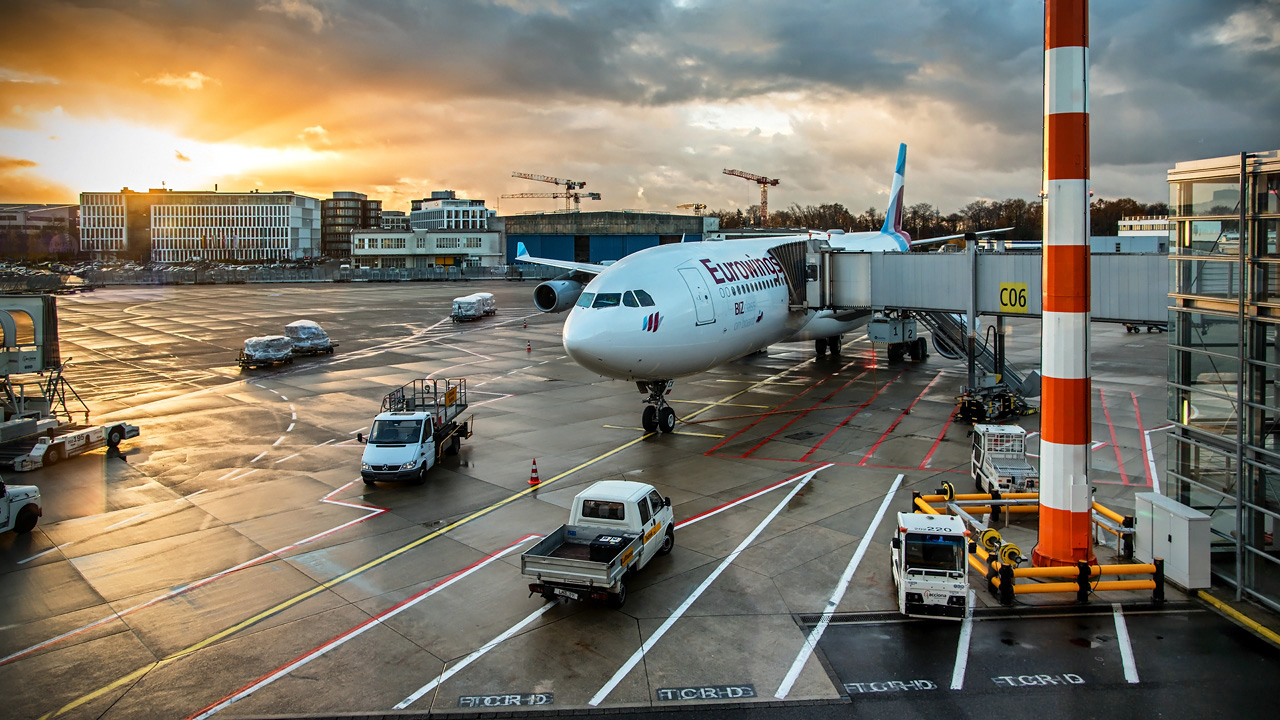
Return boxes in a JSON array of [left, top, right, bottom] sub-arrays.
[[1035, 0, 1095, 567]]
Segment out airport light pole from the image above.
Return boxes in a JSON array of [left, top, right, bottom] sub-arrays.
[[1034, 0, 1095, 566]]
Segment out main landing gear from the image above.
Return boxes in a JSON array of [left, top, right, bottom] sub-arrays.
[[639, 379, 677, 434], [815, 335, 843, 357]]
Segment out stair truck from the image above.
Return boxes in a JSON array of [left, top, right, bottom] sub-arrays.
[[0, 478, 41, 533], [970, 424, 1039, 493], [358, 378, 472, 485], [521, 480, 675, 609], [890, 512, 971, 619]]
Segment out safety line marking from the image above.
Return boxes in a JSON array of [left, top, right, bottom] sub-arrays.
[[313, 439, 335, 449], [950, 590, 976, 690], [675, 474, 810, 529], [103, 512, 148, 531], [1099, 387, 1129, 485], [36, 435, 652, 719], [273, 453, 300, 464], [742, 368, 868, 459], [189, 535, 541, 720], [272, 436, 285, 446], [776, 473, 902, 699], [279, 396, 287, 401], [715, 377, 831, 456], [1144, 427, 1166, 495], [286, 423, 295, 432], [592, 463, 833, 706], [920, 405, 959, 469], [1113, 604, 1140, 684], [395, 601, 556, 710], [800, 371, 904, 462], [17, 543, 73, 565], [215, 468, 243, 482], [858, 373, 943, 466], [250, 451, 268, 463], [184, 489, 209, 501], [1131, 391, 1153, 489]]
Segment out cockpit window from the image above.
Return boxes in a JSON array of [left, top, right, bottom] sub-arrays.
[[592, 293, 622, 308], [634, 290, 656, 307], [576, 292, 595, 308], [623, 291, 639, 307]]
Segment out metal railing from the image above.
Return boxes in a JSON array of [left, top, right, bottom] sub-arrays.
[[84, 263, 566, 286]]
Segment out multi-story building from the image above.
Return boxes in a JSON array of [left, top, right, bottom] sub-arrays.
[[410, 191, 494, 231], [1167, 149, 1280, 611], [321, 191, 381, 258], [79, 188, 319, 263], [350, 228, 504, 270], [0, 203, 79, 256], [381, 210, 410, 231]]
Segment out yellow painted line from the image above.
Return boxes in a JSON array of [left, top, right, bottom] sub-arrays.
[[600, 425, 724, 438], [37, 434, 653, 720], [670, 399, 771, 409], [1198, 590, 1280, 648]]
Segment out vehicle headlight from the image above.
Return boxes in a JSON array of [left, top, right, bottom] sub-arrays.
[[400, 461, 418, 470], [361, 462, 371, 470]]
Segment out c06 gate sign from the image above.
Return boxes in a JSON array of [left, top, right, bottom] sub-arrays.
[[999, 282, 1029, 314]]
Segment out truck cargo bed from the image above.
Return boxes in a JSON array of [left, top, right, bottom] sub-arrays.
[[549, 542, 593, 561]]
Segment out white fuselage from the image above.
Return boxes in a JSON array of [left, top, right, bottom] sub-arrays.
[[562, 231, 902, 381]]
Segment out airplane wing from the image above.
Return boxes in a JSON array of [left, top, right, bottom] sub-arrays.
[[910, 227, 1015, 249], [515, 241, 608, 275]]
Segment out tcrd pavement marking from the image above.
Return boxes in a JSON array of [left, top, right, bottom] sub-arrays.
[[36, 434, 652, 719]]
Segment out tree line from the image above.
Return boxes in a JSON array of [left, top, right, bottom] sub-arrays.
[[708, 197, 1170, 242]]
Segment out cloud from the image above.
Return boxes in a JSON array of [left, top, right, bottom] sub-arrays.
[[298, 125, 331, 149], [0, 156, 38, 170], [0, 155, 73, 202], [259, 0, 326, 33], [145, 71, 216, 90], [0, 67, 59, 84], [175, 150, 190, 162]]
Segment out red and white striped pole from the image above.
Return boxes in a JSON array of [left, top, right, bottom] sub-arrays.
[[1035, 0, 1094, 567]]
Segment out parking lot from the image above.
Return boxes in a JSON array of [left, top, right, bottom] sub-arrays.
[[0, 282, 1274, 719]]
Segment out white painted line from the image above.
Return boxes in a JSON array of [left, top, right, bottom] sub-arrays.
[[215, 468, 242, 482], [228, 469, 259, 482], [594, 464, 834, 706], [289, 404, 295, 412], [1144, 428, 1163, 496], [1113, 603, 1140, 683], [286, 423, 295, 432], [775, 473, 903, 699], [253, 383, 265, 389], [395, 602, 555, 710], [279, 396, 287, 401], [269, 389, 280, 395], [349, 427, 368, 435], [291, 413, 297, 420], [17, 542, 73, 565], [274, 453, 300, 464], [272, 436, 285, 446], [104, 512, 148, 531], [180, 489, 209, 502], [250, 451, 268, 463], [193, 536, 540, 720], [314, 439, 335, 448], [950, 590, 976, 690]]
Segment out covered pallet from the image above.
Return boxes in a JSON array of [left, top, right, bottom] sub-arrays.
[[285, 319, 337, 355], [239, 335, 294, 369]]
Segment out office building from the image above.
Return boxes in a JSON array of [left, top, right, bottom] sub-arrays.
[[381, 210, 410, 231], [410, 191, 494, 231], [0, 203, 79, 256], [321, 191, 381, 258], [350, 228, 504, 270]]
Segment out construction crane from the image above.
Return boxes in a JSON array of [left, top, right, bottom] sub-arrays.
[[677, 203, 707, 216], [722, 169, 780, 226], [501, 191, 602, 212], [511, 172, 587, 192]]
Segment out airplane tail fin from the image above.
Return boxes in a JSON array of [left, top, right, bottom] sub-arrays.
[[879, 143, 910, 249]]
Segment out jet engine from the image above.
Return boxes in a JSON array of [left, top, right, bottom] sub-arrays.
[[533, 280, 584, 313]]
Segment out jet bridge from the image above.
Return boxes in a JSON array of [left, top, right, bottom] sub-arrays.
[[782, 242, 1169, 400]]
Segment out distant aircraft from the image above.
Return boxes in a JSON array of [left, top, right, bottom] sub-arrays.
[[516, 144, 1008, 433]]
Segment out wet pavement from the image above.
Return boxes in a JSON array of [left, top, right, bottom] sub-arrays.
[[0, 282, 1273, 719]]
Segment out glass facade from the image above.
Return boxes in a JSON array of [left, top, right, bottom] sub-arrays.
[[321, 191, 382, 258], [1168, 149, 1280, 612]]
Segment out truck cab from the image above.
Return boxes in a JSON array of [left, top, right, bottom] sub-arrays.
[[890, 512, 970, 620], [522, 480, 675, 608], [970, 423, 1039, 494], [0, 479, 42, 534]]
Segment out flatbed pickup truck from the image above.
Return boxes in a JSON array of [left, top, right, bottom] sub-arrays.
[[522, 480, 674, 608]]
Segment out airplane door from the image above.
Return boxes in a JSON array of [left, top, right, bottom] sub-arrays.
[[678, 267, 716, 325]]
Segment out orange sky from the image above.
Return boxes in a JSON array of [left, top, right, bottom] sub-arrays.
[[1, 1, 1272, 215]]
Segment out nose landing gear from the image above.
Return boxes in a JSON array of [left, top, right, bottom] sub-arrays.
[[639, 379, 677, 434]]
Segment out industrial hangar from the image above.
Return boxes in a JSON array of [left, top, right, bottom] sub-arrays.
[[503, 210, 717, 264]]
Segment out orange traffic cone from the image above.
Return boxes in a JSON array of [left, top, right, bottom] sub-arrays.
[[526, 340, 532, 353], [523, 320, 527, 329], [528, 459, 540, 486]]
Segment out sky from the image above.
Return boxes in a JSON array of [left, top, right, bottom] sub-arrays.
[[0, 0, 1276, 217]]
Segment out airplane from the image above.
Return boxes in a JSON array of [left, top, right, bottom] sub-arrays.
[[515, 144, 1009, 433]]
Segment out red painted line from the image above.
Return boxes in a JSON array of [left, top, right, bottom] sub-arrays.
[[857, 374, 943, 466], [675, 466, 824, 528], [919, 405, 960, 469], [705, 360, 857, 455], [705, 453, 967, 473], [1131, 391, 1153, 488], [740, 370, 869, 458], [800, 371, 904, 462], [1099, 387, 1130, 485]]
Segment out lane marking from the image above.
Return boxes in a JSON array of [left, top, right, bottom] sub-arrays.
[[950, 590, 976, 690], [273, 453, 299, 464], [349, 427, 368, 435], [801, 371, 904, 462], [250, 451, 268, 463], [395, 602, 556, 710], [291, 413, 297, 420], [313, 439, 335, 449], [189, 535, 541, 720], [1198, 590, 1280, 647], [920, 405, 959, 469], [742, 366, 868, 458], [675, 474, 811, 529], [279, 396, 287, 401], [271, 436, 285, 446], [858, 374, 943, 466], [776, 473, 903, 699], [103, 512, 148, 531], [592, 463, 834, 706], [1131, 391, 1153, 488], [184, 489, 209, 501], [286, 423, 295, 432], [37, 435, 653, 719], [17, 543, 74, 565], [1144, 427, 1165, 495], [1113, 604, 1140, 684], [1098, 387, 1129, 484], [215, 468, 242, 482]]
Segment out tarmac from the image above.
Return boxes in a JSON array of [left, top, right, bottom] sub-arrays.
[[0, 281, 1276, 719]]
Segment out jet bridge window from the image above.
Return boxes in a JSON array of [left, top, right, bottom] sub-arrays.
[[633, 290, 655, 307], [576, 292, 595, 308], [623, 291, 639, 307], [581, 499, 626, 521], [592, 293, 622, 308]]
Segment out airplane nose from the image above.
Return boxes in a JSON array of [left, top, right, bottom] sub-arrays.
[[563, 310, 626, 378]]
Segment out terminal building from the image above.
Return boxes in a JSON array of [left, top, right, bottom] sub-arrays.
[[0, 204, 79, 256], [1167, 149, 1280, 611], [320, 191, 381, 258], [503, 211, 717, 263], [351, 191, 503, 270], [79, 188, 320, 263]]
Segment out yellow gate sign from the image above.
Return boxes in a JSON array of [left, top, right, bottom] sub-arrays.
[[445, 386, 458, 406], [999, 282, 1029, 314]]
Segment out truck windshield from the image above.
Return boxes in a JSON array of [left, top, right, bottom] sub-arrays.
[[369, 419, 423, 444], [581, 499, 626, 521], [905, 533, 964, 572]]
